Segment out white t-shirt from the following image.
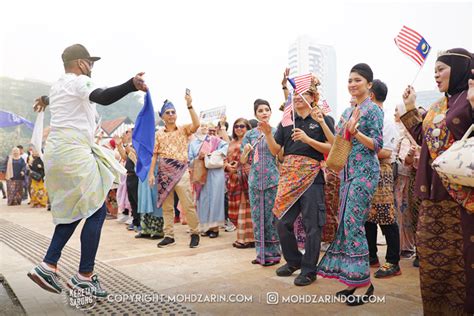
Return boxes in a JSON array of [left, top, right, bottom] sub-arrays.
[[382, 114, 399, 162], [49, 73, 98, 141], [20, 153, 28, 163]]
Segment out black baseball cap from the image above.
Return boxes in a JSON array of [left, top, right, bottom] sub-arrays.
[[61, 44, 101, 63]]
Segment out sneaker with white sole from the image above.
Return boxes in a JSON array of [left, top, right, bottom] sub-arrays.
[[67, 274, 108, 298], [125, 217, 133, 225], [27, 264, 62, 294], [224, 219, 236, 232], [116, 214, 129, 223]]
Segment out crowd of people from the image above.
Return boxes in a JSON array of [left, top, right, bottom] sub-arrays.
[[2, 145, 48, 208], [4, 43, 470, 314]]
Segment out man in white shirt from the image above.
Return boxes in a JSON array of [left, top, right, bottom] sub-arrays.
[[27, 44, 147, 299]]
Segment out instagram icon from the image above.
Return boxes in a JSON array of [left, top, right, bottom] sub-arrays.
[[266, 292, 279, 305]]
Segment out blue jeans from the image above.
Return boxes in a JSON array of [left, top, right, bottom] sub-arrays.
[[44, 204, 107, 273]]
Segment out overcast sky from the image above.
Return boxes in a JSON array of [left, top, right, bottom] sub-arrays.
[[1, 0, 472, 126]]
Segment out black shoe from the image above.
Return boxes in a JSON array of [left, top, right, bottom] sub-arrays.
[[276, 263, 300, 277], [294, 273, 316, 286], [346, 284, 375, 306], [251, 259, 280, 266], [157, 237, 176, 248], [336, 287, 357, 298], [413, 256, 419, 268], [208, 231, 219, 238], [190, 234, 200, 248], [135, 232, 151, 239]]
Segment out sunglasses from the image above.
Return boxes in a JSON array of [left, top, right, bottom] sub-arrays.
[[234, 124, 247, 129], [164, 110, 176, 115]]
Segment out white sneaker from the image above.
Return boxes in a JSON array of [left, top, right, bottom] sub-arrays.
[[125, 217, 133, 225], [116, 214, 129, 223], [224, 219, 236, 232]]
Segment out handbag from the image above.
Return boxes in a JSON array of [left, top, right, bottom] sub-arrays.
[[326, 134, 353, 173], [432, 124, 474, 187], [205, 151, 225, 169], [191, 158, 208, 184], [30, 170, 43, 181]]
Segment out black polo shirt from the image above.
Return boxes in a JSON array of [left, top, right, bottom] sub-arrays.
[[274, 114, 335, 183]]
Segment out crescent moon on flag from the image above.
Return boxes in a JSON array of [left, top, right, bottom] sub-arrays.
[[421, 43, 429, 54]]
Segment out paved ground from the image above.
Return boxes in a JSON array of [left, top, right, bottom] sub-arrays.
[[0, 195, 423, 315]]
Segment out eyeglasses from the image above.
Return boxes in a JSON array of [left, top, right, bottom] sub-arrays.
[[234, 124, 247, 129], [164, 110, 176, 115]]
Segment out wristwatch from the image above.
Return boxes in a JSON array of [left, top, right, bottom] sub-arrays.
[[187, 106, 193, 110]]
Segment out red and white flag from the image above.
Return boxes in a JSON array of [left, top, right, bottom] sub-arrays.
[[253, 146, 259, 163], [394, 25, 431, 66], [289, 73, 313, 95], [320, 100, 332, 115], [281, 93, 293, 127]]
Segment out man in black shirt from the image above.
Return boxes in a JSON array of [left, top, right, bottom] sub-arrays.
[[260, 79, 335, 286]]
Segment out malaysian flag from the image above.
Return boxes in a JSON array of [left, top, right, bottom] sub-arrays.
[[252, 134, 264, 163], [281, 93, 293, 127], [394, 25, 431, 66], [288, 73, 313, 94], [253, 146, 259, 163], [320, 99, 331, 115]]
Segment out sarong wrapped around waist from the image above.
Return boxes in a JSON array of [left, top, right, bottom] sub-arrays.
[[156, 157, 188, 208], [273, 155, 321, 219], [44, 128, 126, 225]]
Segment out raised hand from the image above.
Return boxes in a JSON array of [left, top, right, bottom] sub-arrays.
[[311, 107, 324, 124], [185, 94, 192, 107], [281, 68, 290, 87], [346, 107, 361, 134], [33, 96, 48, 112], [402, 85, 417, 111], [257, 121, 272, 136], [133, 72, 148, 92]]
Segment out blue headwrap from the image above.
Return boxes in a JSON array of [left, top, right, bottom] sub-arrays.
[[160, 99, 176, 117]]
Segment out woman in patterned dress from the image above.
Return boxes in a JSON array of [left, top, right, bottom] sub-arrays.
[[225, 118, 252, 240], [317, 63, 383, 306], [241, 99, 280, 266], [400, 48, 474, 315]]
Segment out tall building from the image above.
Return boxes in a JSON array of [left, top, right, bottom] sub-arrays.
[[288, 36, 338, 116]]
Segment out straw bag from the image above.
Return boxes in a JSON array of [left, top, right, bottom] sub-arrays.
[[432, 124, 474, 187], [326, 134, 353, 172]]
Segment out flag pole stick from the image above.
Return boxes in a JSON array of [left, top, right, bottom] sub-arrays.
[[298, 92, 313, 110], [292, 92, 296, 131], [410, 52, 429, 86], [410, 65, 423, 87]]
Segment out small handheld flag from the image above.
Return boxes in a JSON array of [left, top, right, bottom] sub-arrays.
[[320, 100, 331, 115], [288, 73, 313, 94], [281, 93, 294, 127], [394, 25, 431, 66]]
